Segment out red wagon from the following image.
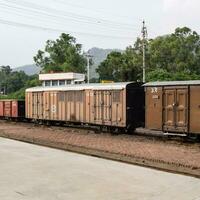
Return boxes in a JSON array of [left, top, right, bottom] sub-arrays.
[[0, 100, 25, 119], [0, 101, 4, 117]]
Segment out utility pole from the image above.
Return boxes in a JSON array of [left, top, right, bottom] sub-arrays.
[[141, 20, 147, 83], [87, 55, 90, 84], [85, 53, 93, 84]]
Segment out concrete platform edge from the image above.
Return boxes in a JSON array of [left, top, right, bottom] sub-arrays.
[[0, 132, 199, 179]]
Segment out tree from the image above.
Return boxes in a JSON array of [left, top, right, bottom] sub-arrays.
[[0, 67, 39, 99], [97, 27, 200, 82], [6, 71, 29, 94], [0, 66, 12, 80], [96, 52, 124, 81], [146, 69, 172, 82], [34, 33, 87, 73], [96, 38, 145, 82], [149, 27, 200, 74], [0, 66, 12, 94]]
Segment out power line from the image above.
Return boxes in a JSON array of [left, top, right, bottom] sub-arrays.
[[0, 1, 137, 34], [0, 5, 136, 35], [0, 18, 136, 40], [53, 0, 141, 23], [2, 0, 139, 30]]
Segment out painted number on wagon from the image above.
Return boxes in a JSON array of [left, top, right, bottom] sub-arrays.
[[151, 87, 158, 93], [51, 105, 57, 113]]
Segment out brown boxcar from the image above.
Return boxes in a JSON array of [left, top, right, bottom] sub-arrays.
[[0, 100, 25, 118], [26, 82, 144, 131], [144, 81, 200, 135]]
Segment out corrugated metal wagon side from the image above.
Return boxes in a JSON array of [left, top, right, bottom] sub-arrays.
[[91, 89, 126, 127], [25, 82, 144, 132], [26, 92, 43, 120], [4, 100, 12, 117], [0, 100, 25, 119], [189, 85, 200, 134], [25, 92, 33, 119]]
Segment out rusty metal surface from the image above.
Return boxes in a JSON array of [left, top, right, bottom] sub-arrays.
[[145, 83, 200, 135], [163, 87, 188, 133], [11, 101, 18, 118], [93, 90, 125, 127], [26, 82, 144, 129], [0, 100, 25, 118], [0, 101, 4, 117], [11, 101, 25, 118], [145, 87, 163, 130], [26, 88, 127, 128], [189, 86, 200, 133], [4, 101, 12, 117]]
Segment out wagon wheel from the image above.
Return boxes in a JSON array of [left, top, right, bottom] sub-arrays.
[[187, 134, 200, 142]]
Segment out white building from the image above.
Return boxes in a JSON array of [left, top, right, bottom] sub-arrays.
[[39, 72, 85, 87]]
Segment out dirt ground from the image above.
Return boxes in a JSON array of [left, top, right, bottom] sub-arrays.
[[0, 120, 200, 177]]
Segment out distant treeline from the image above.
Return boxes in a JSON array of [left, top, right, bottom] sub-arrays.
[[0, 66, 39, 99]]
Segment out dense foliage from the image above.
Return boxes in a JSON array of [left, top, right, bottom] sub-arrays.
[[0, 66, 39, 99], [97, 27, 200, 82], [34, 33, 87, 73]]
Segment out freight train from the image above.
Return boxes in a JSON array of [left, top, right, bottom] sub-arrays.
[[1, 80, 200, 138]]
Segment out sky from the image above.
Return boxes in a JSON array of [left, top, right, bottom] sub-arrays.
[[0, 0, 199, 68]]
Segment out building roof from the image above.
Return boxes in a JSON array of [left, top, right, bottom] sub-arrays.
[[39, 72, 85, 81], [143, 80, 200, 87], [26, 82, 135, 92]]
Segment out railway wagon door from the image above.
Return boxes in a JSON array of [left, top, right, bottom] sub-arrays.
[[85, 90, 94, 123], [163, 88, 188, 132], [32, 92, 43, 119], [94, 90, 112, 125], [74, 91, 84, 122], [66, 91, 75, 121], [44, 92, 58, 120], [102, 91, 112, 125], [111, 90, 124, 127]]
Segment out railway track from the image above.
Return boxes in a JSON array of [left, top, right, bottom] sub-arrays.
[[0, 120, 200, 178], [33, 121, 200, 144]]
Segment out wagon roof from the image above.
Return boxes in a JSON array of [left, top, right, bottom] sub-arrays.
[[26, 82, 137, 92], [143, 80, 200, 87]]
